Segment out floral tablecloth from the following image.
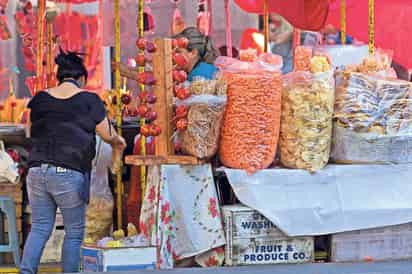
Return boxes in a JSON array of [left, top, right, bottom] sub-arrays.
[[140, 164, 226, 269]]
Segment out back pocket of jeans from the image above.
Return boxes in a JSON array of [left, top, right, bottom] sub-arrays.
[[52, 170, 85, 209]]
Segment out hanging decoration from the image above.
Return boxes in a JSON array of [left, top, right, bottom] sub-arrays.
[[171, 0, 185, 35], [35, 0, 46, 92], [172, 38, 190, 134], [15, 1, 36, 74], [143, 6, 155, 35], [135, 0, 160, 213], [224, 0, 232, 57], [0, 0, 11, 40], [207, 0, 212, 36], [45, 0, 58, 87], [197, 0, 209, 35]]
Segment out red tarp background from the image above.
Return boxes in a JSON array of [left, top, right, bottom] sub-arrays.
[[327, 0, 412, 70], [233, 0, 330, 31]]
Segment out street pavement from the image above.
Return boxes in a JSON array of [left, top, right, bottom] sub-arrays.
[[83, 261, 412, 274]]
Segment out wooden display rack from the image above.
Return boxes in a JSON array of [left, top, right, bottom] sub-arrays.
[[125, 38, 201, 167]]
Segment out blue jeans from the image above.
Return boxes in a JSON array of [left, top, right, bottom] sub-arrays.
[[20, 164, 87, 274]]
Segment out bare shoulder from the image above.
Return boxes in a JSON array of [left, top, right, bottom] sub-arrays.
[[46, 87, 91, 99]]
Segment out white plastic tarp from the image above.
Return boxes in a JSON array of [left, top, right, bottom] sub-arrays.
[[314, 45, 369, 68], [224, 164, 412, 237]]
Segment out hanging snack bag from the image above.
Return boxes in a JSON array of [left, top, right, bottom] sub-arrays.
[[85, 137, 114, 243]]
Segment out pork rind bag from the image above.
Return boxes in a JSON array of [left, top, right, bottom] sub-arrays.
[[280, 71, 335, 172], [176, 95, 226, 160], [332, 72, 412, 163], [218, 56, 282, 173], [85, 138, 114, 242]]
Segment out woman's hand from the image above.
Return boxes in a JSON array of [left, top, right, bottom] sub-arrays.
[[96, 118, 126, 151], [112, 135, 127, 151]]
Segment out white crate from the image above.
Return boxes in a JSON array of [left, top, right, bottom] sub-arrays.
[[222, 205, 314, 266], [81, 246, 157, 272], [331, 223, 412, 262]]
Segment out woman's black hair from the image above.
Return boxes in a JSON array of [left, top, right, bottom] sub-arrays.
[[55, 48, 88, 84]]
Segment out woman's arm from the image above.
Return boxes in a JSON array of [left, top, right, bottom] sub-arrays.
[[25, 110, 31, 138], [112, 61, 139, 81], [96, 117, 126, 150]]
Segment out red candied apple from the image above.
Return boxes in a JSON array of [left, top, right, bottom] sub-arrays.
[[149, 124, 162, 136], [146, 41, 157, 53], [173, 53, 188, 69], [121, 94, 132, 105], [145, 110, 157, 122], [173, 70, 187, 83], [174, 87, 190, 100], [136, 38, 147, 50], [138, 105, 149, 116], [177, 37, 189, 49], [135, 53, 146, 67], [175, 105, 188, 118], [140, 125, 151, 137], [176, 118, 188, 131]]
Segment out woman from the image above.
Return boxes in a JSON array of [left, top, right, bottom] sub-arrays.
[[269, 14, 294, 74], [20, 50, 126, 274], [174, 27, 219, 81]]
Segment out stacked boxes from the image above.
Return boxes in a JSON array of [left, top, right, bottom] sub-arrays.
[[331, 223, 412, 262], [222, 205, 314, 266]]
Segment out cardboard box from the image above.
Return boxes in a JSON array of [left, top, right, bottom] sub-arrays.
[[222, 205, 314, 266], [81, 246, 157, 272], [331, 223, 412, 262]]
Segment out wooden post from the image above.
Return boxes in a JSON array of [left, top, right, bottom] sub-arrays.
[[340, 0, 346, 45], [138, 0, 147, 204], [114, 0, 123, 230], [292, 28, 300, 68], [368, 0, 375, 54], [46, 22, 53, 87], [224, 0, 232, 57], [263, 0, 269, 53], [152, 39, 174, 157], [36, 0, 46, 92]]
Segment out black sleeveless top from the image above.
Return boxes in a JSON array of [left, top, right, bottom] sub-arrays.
[[28, 91, 106, 173]]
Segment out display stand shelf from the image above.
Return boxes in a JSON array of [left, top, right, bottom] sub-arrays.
[[124, 39, 201, 167]]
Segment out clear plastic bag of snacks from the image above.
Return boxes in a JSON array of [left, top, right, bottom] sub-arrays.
[[176, 95, 226, 159], [219, 58, 282, 173], [332, 72, 412, 164], [239, 48, 258, 62], [190, 76, 217, 95], [85, 138, 114, 242], [214, 74, 228, 96], [280, 71, 335, 172], [294, 46, 313, 71]]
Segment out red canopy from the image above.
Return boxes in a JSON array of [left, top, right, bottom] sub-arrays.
[[234, 0, 331, 31], [54, 0, 97, 3], [327, 0, 412, 70]]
